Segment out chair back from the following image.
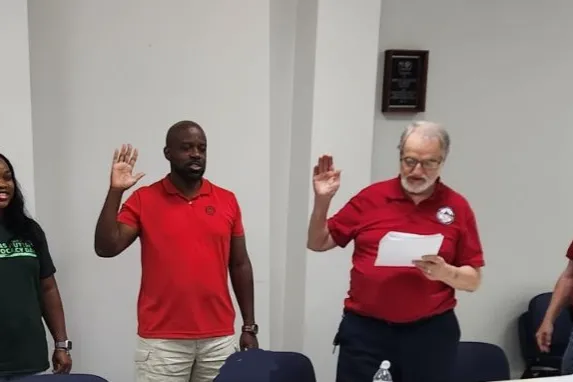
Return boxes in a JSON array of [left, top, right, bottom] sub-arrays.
[[529, 292, 572, 356], [453, 341, 510, 382], [518, 292, 573, 377], [215, 349, 316, 382]]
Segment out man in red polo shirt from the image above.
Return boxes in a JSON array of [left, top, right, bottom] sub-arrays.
[[307, 121, 485, 382], [94, 120, 258, 382]]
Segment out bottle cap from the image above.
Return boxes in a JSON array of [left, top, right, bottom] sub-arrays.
[[381, 360, 391, 369]]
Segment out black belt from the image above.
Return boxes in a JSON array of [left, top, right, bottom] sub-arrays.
[[343, 308, 454, 327]]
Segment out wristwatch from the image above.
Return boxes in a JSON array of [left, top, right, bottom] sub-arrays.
[[55, 340, 73, 353], [241, 324, 258, 335]]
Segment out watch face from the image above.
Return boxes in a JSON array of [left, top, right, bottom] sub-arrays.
[[243, 324, 258, 334], [56, 340, 72, 350]]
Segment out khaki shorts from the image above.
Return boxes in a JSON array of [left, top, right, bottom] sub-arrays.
[[134, 335, 237, 382]]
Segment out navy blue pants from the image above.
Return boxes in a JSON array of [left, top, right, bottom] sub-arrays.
[[335, 309, 460, 382]]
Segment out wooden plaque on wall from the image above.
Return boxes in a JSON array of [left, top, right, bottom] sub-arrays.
[[381, 49, 429, 113]]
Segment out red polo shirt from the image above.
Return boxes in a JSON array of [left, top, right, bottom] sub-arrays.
[[566, 243, 573, 307], [566, 242, 573, 260], [327, 176, 484, 323], [117, 176, 244, 339]]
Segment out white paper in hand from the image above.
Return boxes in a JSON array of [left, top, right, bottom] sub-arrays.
[[374, 231, 444, 267]]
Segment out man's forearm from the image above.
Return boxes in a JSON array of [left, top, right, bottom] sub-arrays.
[[230, 261, 255, 325], [94, 188, 124, 255], [544, 275, 573, 323], [42, 287, 68, 342], [307, 196, 332, 250], [441, 265, 481, 292]]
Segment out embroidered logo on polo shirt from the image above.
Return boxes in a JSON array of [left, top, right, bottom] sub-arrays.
[[205, 206, 216, 216], [436, 206, 455, 225]]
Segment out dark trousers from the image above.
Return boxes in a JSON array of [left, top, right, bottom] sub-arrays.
[[335, 309, 460, 382], [0, 373, 37, 381]]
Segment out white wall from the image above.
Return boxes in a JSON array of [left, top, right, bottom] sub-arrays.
[[269, 0, 297, 350], [0, 0, 36, 216], [373, 0, 573, 376], [4, 0, 571, 380]]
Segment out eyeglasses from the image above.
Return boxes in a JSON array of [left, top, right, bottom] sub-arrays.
[[401, 157, 442, 170]]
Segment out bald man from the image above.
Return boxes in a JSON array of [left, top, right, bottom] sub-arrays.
[[94, 121, 258, 382], [307, 121, 485, 382]]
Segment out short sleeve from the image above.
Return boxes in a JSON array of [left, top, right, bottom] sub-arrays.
[[454, 205, 485, 268], [32, 222, 56, 279], [232, 196, 245, 237], [565, 240, 573, 259], [117, 190, 142, 229], [327, 194, 364, 248]]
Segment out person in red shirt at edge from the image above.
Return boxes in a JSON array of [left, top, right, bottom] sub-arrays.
[[307, 121, 485, 382], [535, 243, 573, 375], [93, 120, 258, 382]]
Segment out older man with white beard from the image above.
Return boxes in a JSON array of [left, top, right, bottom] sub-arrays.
[[307, 121, 485, 382]]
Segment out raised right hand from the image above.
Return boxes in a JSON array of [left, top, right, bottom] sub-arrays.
[[313, 155, 341, 199], [536, 320, 553, 353], [110, 144, 145, 191]]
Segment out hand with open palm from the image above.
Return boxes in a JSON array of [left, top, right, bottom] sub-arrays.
[[110, 144, 145, 191], [313, 155, 341, 199]]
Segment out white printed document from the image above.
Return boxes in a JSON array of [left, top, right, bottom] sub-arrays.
[[374, 231, 444, 267]]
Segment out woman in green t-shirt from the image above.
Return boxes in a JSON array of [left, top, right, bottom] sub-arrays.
[[0, 154, 72, 378]]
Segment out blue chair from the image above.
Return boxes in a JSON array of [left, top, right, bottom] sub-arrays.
[[453, 341, 510, 382], [215, 349, 316, 382], [10, 375, 108, 381], [518, 292, 572, 378]]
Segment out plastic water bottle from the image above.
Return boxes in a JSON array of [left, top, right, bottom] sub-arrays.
[[372, 360, 392, 381]]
